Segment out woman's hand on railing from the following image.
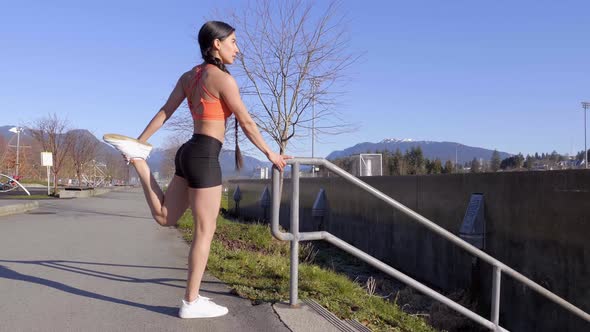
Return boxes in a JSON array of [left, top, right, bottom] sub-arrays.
[[267, 152, 292, 172]]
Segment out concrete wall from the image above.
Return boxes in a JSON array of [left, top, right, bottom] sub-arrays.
[[228, 170, 590, 332], [58, 186, 128, 198]]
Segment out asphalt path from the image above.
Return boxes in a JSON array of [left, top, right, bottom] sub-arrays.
[[0, 188, 290, 332], [1, 186, 49, 197]]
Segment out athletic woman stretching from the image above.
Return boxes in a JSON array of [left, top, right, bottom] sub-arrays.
[[103, 21, 290, 319]]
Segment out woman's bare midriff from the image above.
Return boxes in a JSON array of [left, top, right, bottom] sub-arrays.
[[193, 120, 226, 143]]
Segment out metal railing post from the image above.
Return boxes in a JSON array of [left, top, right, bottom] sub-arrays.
[[491, 265, 502, 328], [267, 158, 590, 330], [290, 162, 300, 306]]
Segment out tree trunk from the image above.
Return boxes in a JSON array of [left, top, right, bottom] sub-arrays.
[[53, 172, 58, 195], [77, 168, 82, 188]]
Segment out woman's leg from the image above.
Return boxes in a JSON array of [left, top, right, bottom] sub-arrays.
[[132, 159, 189, 227], [184, 185, 222, 301]]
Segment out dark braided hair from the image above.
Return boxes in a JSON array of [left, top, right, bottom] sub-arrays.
[[198, 21, 243, 171]]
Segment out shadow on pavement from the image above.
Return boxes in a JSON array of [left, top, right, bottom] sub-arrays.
[[29, 205, 154, 220], [0, 264, 179, 317], [0, 259, 186, 287], [0, 259, 229, 316]]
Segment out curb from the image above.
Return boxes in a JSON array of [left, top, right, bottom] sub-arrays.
[[0, 201, 40, 217]]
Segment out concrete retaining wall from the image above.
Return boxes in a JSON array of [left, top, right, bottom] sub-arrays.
[[228, 170, 590, 332]]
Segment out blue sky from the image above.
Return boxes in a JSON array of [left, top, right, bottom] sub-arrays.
[[1, 0, 589, 160]]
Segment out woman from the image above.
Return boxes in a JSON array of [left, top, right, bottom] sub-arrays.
[[103, 21, 290, 319]]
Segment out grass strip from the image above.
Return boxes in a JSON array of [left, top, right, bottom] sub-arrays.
[[176, 196, 435, 331], [3, 195, 54, 199]]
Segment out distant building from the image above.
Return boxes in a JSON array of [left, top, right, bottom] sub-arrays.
[[253, 166, 270, 179], [351, 153, 383, 176]]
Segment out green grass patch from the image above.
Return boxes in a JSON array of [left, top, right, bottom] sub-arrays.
[[18, 179, 48, 186], [176, 211, 435, 332], [220, 192, 229, 210]]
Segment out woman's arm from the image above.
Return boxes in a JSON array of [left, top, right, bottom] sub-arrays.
[[137, 76, 186, 142], [220, 74, 290, 170], [220, 75, 272, 157]]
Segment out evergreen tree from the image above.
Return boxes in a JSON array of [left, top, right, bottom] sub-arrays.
[[381, 150, 392, 175], [490, 150, 501, 172], [333, 157, 355, 173], [500, 154, 525, 170], [425, 159, 434, 174], [390, 149, 404, 175], [443, 160, 454, 174], [404, 146, 425, 175], [500, 157, 512, 170], [432, 158, 443, 174], [515, 153, 524, 168], [470, 157, 481, 173], [524, 155, 534, 170]]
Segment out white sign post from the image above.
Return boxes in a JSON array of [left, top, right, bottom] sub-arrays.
[[41, 152, 53, 195]]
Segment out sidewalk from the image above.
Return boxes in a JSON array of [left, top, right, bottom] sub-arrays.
[[0, 185, 131, 216], [0, 188, 363, 332], [0, 189, 290, 331]]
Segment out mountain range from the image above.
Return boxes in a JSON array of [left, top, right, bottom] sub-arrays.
[[0, 125, 269, 179], [2, 125, 513, 175], [326, 138, 512, 164]]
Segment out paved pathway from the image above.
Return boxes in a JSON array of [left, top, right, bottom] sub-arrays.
[[0, 189, 290, 332]]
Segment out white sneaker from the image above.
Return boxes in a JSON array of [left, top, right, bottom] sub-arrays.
[[103, 133, 153, 161], [178, 296, 229, 318]]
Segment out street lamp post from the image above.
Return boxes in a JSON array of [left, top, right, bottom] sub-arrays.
[[9, 127, 23, 177], [582, 102, 590, 169], [312, 83, 315, 162]]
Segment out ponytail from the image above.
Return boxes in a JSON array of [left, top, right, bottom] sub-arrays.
[[203, 48, 230, 75], [234, 118, 243, 171], [198, 21, 243, 171]]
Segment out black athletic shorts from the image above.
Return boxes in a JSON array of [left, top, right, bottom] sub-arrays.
[[174, 134, 222, 188]]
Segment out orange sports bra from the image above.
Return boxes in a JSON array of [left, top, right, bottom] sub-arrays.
[[185, 64, 232, 121]]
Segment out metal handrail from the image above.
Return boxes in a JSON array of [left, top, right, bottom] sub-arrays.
[[270, 158, 590, 331]]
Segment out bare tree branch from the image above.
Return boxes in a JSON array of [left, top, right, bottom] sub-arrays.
[[229, 0, 358, 154], [28, 113, 75, 193], [70, 130, 99, 187]]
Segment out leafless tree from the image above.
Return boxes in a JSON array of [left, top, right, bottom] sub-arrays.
[[229, 0, 358, 155], [0, 135, 9, 174], [0, 135, 5, 167], [166, 0, 358, 164], [28, 114, 75, 194], [103, 151, 128, 185], [163, 106, 194, 141], [158, 134, 185, 180], [70, 130, 99, 187]]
